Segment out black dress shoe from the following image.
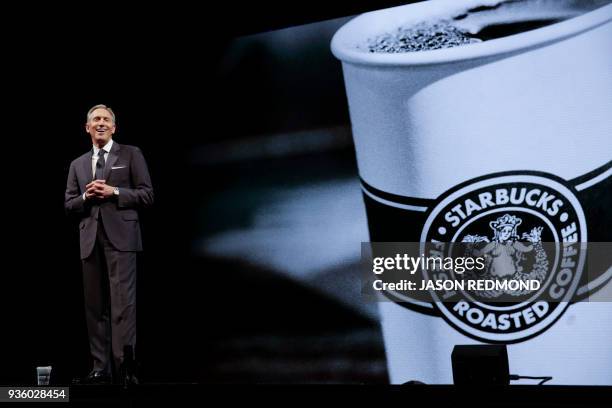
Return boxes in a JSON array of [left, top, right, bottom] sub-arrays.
[[122, 373, 139, 387], [120, 345, 140, 388], [83, 370, 112, 385], [120, 363, 140, 387]]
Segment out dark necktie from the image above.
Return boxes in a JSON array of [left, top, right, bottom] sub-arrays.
[[95, 150, 106, 180]]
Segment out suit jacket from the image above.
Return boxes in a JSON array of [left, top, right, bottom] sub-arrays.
[[65, 142, 154, 259]]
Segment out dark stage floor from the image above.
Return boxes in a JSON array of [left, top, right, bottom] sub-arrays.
[[10, 384, 612, 407]]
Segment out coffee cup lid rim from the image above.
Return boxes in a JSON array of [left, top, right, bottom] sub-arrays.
[[331, 1, 612, 66]]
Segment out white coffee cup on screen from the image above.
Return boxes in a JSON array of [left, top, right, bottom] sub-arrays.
[[332, 0, 612, 384]]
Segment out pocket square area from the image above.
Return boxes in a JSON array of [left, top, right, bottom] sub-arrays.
[[111, 166, 127, 169]]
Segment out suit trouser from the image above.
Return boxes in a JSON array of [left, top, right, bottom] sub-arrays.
[[82, 216, 137, 376]]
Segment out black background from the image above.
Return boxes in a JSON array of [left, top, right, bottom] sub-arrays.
[[2, 0, 413, 385]]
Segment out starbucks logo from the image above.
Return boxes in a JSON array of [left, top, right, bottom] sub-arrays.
[[420, 173, 587, 343], [459, 213, 549, 299]]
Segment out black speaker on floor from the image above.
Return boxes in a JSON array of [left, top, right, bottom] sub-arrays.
[[452, 345, 509, 385]]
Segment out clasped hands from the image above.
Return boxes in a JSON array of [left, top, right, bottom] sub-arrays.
[[85, 179, 115, 200]]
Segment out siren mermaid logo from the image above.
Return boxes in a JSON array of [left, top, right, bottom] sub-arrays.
[[419, 173, 587, 343], [461, 213, 548, 299]]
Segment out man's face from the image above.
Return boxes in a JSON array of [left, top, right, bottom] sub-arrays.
[[86, 108, 116, 147]]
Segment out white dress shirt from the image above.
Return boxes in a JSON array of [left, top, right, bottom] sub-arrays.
[[92, 139, 114, 178], [83, 139, 114, 201]]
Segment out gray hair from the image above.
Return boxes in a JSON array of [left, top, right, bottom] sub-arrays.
[[86, 104, 116, 124]]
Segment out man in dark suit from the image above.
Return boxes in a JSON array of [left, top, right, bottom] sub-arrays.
[[65, 104, 153, 385]]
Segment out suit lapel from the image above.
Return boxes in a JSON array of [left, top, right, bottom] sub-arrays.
[[83, 149, 94, 183], [104, 141, 120, 181]]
